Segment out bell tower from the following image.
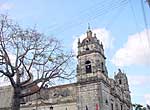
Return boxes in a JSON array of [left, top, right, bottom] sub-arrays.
[[77, 27, 108, 83], [76, 27, 109, 110], [115, 69, 131, 102]]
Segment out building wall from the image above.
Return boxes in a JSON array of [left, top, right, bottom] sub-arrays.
[[21, 102, 77, 110], [77, 82, 101, 110], [21, 83, 77, 110], [0, 75, 132, 110], [0, 86, 13, 109], [0, 29, 132, 110]]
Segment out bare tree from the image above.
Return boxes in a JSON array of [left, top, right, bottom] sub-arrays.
[[0, 15, 74, 110]]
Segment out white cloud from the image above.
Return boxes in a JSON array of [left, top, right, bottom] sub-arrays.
[[144, 94, 150, 104], [128, 75, 150, 86], [0, 52, 16, 86], [112, 29, 150, 67], [0, 3, 14, 10], [0, 77, 10, 87], [72, 28, 114, 55]]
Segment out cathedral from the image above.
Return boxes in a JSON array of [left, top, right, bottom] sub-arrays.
[[0, 28, 132, 110]]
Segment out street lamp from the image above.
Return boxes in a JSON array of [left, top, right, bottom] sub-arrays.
[[50, 105, 53, 110]]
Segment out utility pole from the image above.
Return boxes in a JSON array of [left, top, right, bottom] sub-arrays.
[[146, 0, 150, 7]]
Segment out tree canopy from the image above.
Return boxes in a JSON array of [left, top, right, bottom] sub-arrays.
[[0, 14, 74, 110]]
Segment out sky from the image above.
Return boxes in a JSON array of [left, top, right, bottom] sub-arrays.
[[0, 0, 150, 106]]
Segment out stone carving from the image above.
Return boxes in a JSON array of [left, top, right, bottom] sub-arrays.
[[53, 88, 70, 98]]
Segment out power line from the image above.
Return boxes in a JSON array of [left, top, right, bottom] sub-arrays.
[[129, 0, 140, 32], [105, 0, 128, 29], [49, 0, 128, 35], [48, 0, 117, 32], [141, 0, 150, 49], [128, 0, 148, 61], [146, 0, 150, 7], [46, 0, 127, 34]]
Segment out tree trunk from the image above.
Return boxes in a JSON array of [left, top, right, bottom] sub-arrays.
[[11, 87, 21, 110]]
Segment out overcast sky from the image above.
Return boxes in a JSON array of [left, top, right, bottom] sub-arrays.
[[0, 0, 150, 105]]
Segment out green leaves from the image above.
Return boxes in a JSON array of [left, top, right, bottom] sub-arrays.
[[48, 56, 53, 62], [133, 104, 149, 110]]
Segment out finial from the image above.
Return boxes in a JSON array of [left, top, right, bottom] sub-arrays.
[[94, 33, 96, 37], [118, 68, 122, 73], [100, 42, 103, 49], [78, 38, 80, 43], [88, 23, 90, 30], [87, 23, 92, 38]]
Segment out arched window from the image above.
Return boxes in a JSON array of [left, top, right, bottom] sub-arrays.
[[85, 61, 92, 73], [121, 104, 123, 110], [85, 45, 89, 51], [111, 103, 113, 110], [86, 47, 89, 50], [119, 79, 122, 84], [86, 105, 88, 110]]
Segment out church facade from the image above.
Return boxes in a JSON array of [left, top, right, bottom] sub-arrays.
[[0, 28, 132, 110]]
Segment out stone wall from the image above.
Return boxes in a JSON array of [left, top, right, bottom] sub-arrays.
[[21, 102, 77, 110], [0, 86, 13, 110], [77, 82, 102, 110], [21, 83, 77, 110]]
